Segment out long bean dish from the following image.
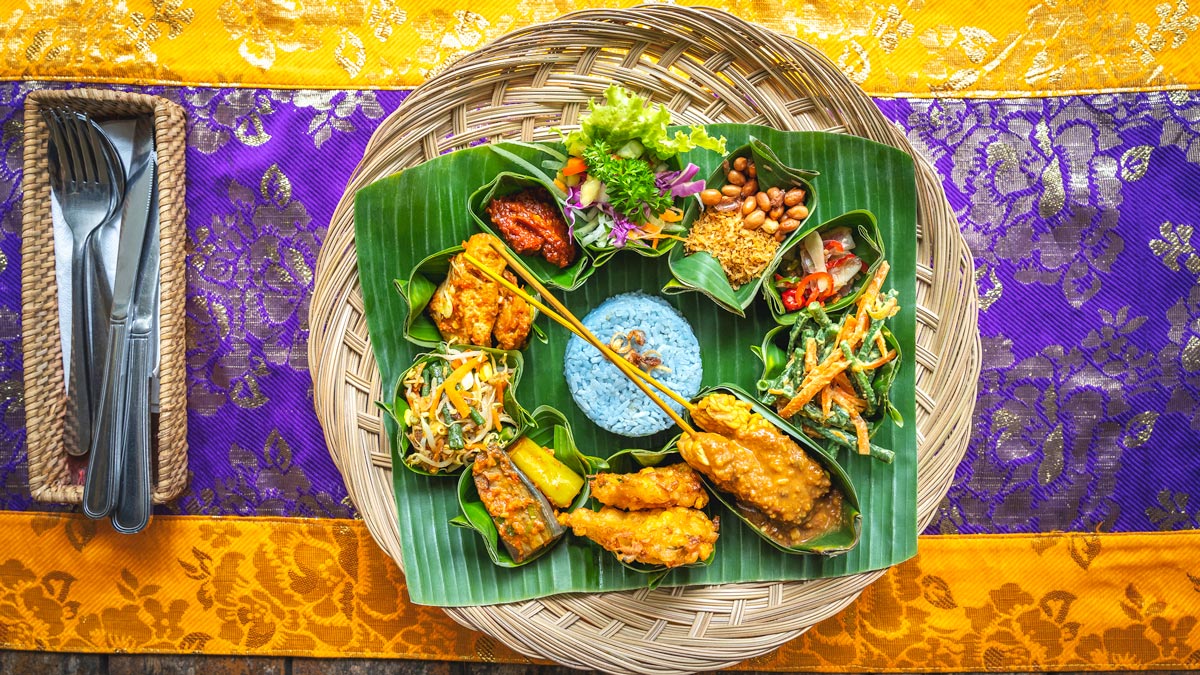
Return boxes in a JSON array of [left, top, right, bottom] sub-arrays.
[[401, 347, 518, 474]]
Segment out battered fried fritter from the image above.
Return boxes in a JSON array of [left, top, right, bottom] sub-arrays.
[[560, 506, 718, 568], [428, 233, 532, 349], [590, 463, 709, 510], [678, 393, 831, 524]]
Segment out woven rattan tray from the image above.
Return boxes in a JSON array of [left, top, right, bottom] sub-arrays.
[[310, 6, 981, 673], [22, 88, 189, 505]]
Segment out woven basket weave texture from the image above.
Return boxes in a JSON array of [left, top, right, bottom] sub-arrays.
[[22, 88, 189, 505], [309, 7, 981, 674]]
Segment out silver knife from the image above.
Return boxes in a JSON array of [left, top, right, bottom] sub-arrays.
[[82, 118, 155, 520], [111, 174, 159, 534]]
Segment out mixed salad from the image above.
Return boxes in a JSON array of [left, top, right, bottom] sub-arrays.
[[555, 86, 726, 249], [774, 227, 865, 311]]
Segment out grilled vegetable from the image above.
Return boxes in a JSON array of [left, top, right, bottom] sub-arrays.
[[472, 444, 565, 563], [507, 436, 585, 508]]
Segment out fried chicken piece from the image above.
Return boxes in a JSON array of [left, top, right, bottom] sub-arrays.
[[428, 233, 532, 348], [678, 393, 831, 524], [487, 189, 577, 269], [560, 506, 718, 568], [590, 463, 709, 510], [494, 269, 533, 350]]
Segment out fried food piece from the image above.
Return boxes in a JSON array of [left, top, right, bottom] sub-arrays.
[[494, 269, 533, 350], [560, 506, 718, 568], [473, 444, 564, 563], [590, 463, 709, 510], [678, 393, 831, 524], [487, 189, 577, 269], [428, 233, 532, 348]]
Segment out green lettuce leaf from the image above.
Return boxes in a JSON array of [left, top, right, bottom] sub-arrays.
[[564, 85, 726, 160]]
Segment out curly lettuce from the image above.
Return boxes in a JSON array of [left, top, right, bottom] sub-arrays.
[[563, 85, 726, 160]]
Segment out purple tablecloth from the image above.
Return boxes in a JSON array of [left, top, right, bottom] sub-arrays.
[[2, 84, 1197, 534]]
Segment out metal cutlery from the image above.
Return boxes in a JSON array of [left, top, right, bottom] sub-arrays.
[[83, 117, 156, 520], [111, 179, 159, 534], [42, 108, 124, 455]]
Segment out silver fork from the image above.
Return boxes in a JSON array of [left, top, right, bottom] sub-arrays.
[[42, 108, 123, 455]]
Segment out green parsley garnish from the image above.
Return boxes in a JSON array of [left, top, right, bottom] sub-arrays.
[[581, 140, 672, 224]]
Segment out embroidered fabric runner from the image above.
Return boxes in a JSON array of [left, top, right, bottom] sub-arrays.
[[1, 514, 1197, 670], [2, 84, 1197, 534], [0, 1, 1198, 96]]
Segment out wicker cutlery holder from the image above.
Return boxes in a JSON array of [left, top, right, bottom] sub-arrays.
[[21, 88, 188, 505]]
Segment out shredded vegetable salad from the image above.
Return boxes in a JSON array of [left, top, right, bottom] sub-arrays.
[[402, 347, 516, 473], [555, 85, 725, 249]]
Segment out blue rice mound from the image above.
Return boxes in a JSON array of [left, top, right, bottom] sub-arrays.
[[564, 292, 702, 437]]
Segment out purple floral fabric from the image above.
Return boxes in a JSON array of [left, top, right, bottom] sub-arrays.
[[0, 83, 1197, 534]]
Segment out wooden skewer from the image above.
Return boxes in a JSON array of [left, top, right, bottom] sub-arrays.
[[462, 253, 697, 437], [481, 236, 697, 414]]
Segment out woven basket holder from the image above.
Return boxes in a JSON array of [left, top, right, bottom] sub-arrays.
[[22, 89, 188, 505], [310, 6, 982, 673]]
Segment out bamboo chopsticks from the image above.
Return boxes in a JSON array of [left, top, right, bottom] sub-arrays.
[[462, 239, 698, 436]]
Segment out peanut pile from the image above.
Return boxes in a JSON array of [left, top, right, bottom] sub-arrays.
[[698, 156, 809, 242]]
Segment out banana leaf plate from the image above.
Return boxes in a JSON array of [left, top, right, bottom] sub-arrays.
[[353, 124, 918, 607]]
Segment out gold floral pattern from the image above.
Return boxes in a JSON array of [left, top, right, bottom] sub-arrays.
[[2, 513, 1200, 669], [2, 0, 1199, 92]]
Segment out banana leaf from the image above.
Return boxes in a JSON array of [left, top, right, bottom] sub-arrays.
[[755, 319, 904, 462], [680, 384, 861, 555], [451, 405, 606, 567], [573, 447, 717, 586], [394, 243, 547, 349], [761, 210, 886, 324], [664, 139, 818, 316], [468, 171, 594, 291], [376, 344, 529, 477], [354, 124, 917, 607]]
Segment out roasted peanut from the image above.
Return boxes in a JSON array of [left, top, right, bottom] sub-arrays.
[[769, 206, 784, 220], [733, 156, 748, 171], [740, 179, 758, 196], [743, 210, 766, 229], [784, 188, 805, 207], [786, 204, 807, 219], [700, 189, 723, 206], [767, 187, 783, 208], [747, 163, 757, 178], [779, 218, 801, 233], [721, 184, 742, 197], [727, 170, 746, 186], [775, 231, 786, 242], [755, 192, 771, 211], [762, 218, 780, 234], [717, 196, 739, 211], [742, 197, 757, 215]]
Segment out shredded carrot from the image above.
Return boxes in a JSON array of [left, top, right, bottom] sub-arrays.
[[492, 380, 505, 428], [659, 207, 683, 223], [779, 357, 849, 418], [852, 414, 871, 455], [563, 156, 588, 176], [855, 261, 890, 327], [831, 387, 865, 414], [859, 350, 897, 370], [821, 386, 832, 419], [443, 356, 485, 418], [833, 372, 854, 392], [553, 178, 567, 192], [805, 338, 818, 372], [874, 332, 887, 356]]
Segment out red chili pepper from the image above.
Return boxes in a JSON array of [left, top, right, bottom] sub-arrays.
[[827, 253, 860, 272], [782, 287, 802, 311], [824, 240, 844, 254]]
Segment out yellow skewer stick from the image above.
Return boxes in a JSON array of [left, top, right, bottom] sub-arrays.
[[462, 253, 696, 437], [479, 235, 697, 414]]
